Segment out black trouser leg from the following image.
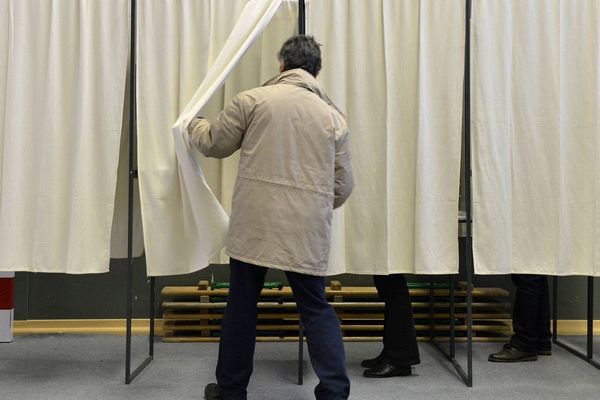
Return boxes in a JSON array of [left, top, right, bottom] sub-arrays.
[[216, 259, 267, 400], [373, 274, 420, 366], [509, 274, 550, 353], [537, 276, 552, 350]]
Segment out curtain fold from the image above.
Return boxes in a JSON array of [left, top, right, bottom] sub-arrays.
[[109, 99, 144, 260], [138, 0, 293, 276], [472, 0, 600, 276], [0, 0, 130, 273], [0, 0, 467, 276], [308, 0, 465, 275]]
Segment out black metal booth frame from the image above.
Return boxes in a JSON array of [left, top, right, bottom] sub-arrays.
[[124, 0, 156, 385], [123, 0, 599, 388]]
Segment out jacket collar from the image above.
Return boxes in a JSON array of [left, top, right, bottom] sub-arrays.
[[263, 69, 343, 115]]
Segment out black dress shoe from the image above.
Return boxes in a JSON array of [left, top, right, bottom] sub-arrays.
[[537, 343, 552, 356], [361, 353, 385, 368], [503, 343, 551, 356], [204, 383, 221, 400], [489, 346, 537, 362], [363, 362, 412, 378], [537, 348, 552, 356]]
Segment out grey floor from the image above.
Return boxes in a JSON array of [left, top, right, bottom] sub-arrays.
[[1, 335, 599, 400]]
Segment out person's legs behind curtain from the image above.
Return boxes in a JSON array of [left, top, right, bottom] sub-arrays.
[[536, 275, 552, 355], [489, 274, 550, 363], [363, 274, 420, 378]]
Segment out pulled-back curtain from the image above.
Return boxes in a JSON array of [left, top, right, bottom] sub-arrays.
[[139, 0, 465, 276], [0, 0, 130, 273], [472, 0, 600, 276], [137, 0, 293, 276]]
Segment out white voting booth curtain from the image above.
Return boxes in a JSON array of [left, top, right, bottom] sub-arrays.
[[109, 116, 144, 259], [141, 0, 464, 276], [0, 0, 130, 273], [472, 0, 600, 276], [138, 0, 296, 276], [308, 0, 465, 275]]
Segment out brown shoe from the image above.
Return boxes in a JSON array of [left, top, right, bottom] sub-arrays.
[[489, 346, 537, 362]]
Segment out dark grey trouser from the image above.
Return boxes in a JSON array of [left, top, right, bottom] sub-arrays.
[[373, 274, 421, 366], [509, 274, 552, 353]]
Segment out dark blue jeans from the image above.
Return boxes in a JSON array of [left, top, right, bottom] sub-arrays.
[[216, 258, 350, 400]]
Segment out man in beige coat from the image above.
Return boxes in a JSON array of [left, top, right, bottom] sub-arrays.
[[188, 35, 354, 400]]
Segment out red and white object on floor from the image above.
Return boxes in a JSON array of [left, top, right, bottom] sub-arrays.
[[0, 272, 15, 343]]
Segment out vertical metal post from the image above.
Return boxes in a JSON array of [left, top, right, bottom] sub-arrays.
[[553, 276, 600, 370], [552, 276, 558, 341], [125, 0, 154, 384], [465, 255, 473, 387], [298, 0, 306, 35], [429, 282, 435, 342], [449, 275, 456, 358], [296, 1, 306, 386], [297, 323, 304, 385], [125, 0, 137, 384], [428, 0, 474, 387], [463, 0, 474, 387], [587, 277, 593, 359], [149, 276, 156, 357]]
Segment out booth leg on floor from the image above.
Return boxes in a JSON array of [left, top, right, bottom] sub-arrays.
[[552, 276, 600, 370], [429, 273, 473, 387], [297, 323, 305, 385], [125, 274, 156, 384]]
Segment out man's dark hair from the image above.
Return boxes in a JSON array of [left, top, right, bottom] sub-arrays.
[[278, 35, 322, 77]]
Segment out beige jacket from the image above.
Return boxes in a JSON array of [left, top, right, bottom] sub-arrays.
[[188, 69, 354, 276]]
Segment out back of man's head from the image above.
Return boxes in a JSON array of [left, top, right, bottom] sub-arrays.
[[278, 35, 322, 77]]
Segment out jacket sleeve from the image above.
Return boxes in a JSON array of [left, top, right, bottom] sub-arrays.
[[187, 94, 247, 159], [333, 127, 354, 209]]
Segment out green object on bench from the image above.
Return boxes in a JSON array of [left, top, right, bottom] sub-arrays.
[[210, 273, 284, 290], [407, 282, 450, 289], [210, 281, 284, 290], [210, 296, 286, 303]]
